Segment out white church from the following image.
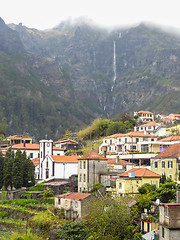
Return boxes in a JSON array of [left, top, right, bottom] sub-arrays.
[[35, 139, 79, 181]]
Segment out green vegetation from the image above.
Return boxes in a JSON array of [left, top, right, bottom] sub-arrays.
[[57, 221, 90, 240], [2, 149, 35, 190], [78, 117, 136, 141], [87, 196, 141, 240]]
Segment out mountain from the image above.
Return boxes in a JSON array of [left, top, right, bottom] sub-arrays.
[[0, 18, 100, 140], [2, 17, 180, 139]]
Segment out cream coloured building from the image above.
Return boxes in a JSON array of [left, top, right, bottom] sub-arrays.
[[78, 150, 107, 192], [115, 168, 161, 196]]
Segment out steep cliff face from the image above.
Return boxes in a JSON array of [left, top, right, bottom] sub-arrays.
[[0, 19, 101, 140], [11, 22, 180, 116], [2, 18, 180, 139]]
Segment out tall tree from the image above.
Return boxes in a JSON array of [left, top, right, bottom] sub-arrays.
[[0, 152, 4, 189], [12, 149, 23, 189], [87, 196, 135, 240], [3, 148, 14, 190]]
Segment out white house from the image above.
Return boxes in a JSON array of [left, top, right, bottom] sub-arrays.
[[135, 121, 169, 137]]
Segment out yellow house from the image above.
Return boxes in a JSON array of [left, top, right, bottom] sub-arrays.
[[116, 168, 161, 196], [151, 143, 180, 182]]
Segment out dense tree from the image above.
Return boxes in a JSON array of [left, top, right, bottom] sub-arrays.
[[12, 149, 23, 189], [3, 148, 35, 189], [0, 152, 4, 189], [87, 196, 136, 240], [3, 148, 14, 190], [56, 221, 90, 240]]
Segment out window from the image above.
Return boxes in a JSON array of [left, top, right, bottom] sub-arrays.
[[84, 174, 86, 182], [46, 161, 48, 168], [125, 138, 127, 143], [75, 201, 78, 208], [105, 140, 107, 143], [109, 146, 111, 150], [151, 138, 154, 141], [136, 138, 139, 143], [80, 161, 82, 169], [30, 153, 33, 158], [169, 174, 172, 179], [162, 226, 164, 238], [38, 153, 40, 158], [83, 161, 86, 169], [79, 187, 82, 192], [168, 161, 173, 169], [148, 126, 151, 129], [41, 151, 42, 158], [154, 161, 158, 168], [65, 200, 68, 206], [141, 127, 143, 130], [179, 164, 180, 171], [119, 183, 122, 189], [71, 201, 73, 207], [58, 198, 61, 205], [79, 174, 82, 182], [110, 139, 112, 144], [115, 146, 117, 150], [161, 161, 165, 169], [119, 139, 121, 142], [75, 176, 78, 181]]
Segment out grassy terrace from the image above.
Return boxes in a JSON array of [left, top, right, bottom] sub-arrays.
[[0, 198, 66, 240]]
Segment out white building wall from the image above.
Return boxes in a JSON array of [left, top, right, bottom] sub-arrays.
[[54, 163, 78, 179]]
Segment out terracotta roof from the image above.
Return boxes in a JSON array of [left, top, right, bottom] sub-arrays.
[[53, 146, 65, 151], [80, 150, 107, 160], [51, 155, 79, 163], [124, 132, 157, 138], [138, 111, 154, 114], [138, 121, 160, 128], [58, 192, 91, 200], [107, 158, 134, 165], [104, 133, 125, 139], [158, 136, 180, 142], [10, 143, 40, 150], [31, 158, 39, 166], [155, 143, 180, 158], [163, 203, 180, 206], [118, 168, 161, 178], [2, 143, 64, 151], [6, 135, 32, 139]]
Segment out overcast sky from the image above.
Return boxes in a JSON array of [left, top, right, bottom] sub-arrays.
[[1, 0, 180, 30]]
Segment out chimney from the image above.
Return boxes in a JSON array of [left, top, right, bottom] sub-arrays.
[[23, 141, 26, 147], [116, 155, 119, 163], [104, 150, 106, 158]]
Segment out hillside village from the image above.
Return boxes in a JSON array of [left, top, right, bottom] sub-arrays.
[[1, 110, 180, 239]]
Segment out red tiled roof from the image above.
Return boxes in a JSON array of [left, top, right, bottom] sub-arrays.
[[53, 146, 65, 151], [51, 155, 79, 163], [138, 110, 154, 114], [31, 158, 39, 166], [138, 121, 160, 128], [163, 203, 180, 206], [2, 143, 64, 151], [6, 135, 32, 139], [58, 192, 91, 200], [118, 168, 161, 178], [107, 158, 134, 165], [124, 132, 157, 138], [155, 143, 180, 158], [80, 150, 107, 160], [11, 143, 40, 150], [158, 136, 180, 142], [104, 133, 125, 139]]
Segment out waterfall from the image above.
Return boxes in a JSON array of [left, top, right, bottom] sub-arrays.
[[111, 41, 117, 92]]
